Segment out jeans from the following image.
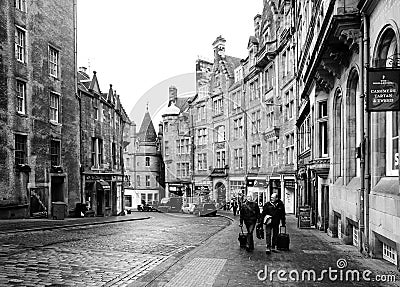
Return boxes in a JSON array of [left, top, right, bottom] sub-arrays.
[[265, 224, 279, 249], [244, 221, 256, 250]]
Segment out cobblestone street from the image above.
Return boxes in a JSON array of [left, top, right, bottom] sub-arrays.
[[0, 213, 230, 286]]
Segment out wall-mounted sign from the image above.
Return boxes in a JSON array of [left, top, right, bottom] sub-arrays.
[[367, 68, 400, 112]]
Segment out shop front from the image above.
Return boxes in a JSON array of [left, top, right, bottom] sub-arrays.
[[247, 178, 268, 207]]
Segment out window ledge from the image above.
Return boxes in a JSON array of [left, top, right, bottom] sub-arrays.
[[16, 112, 28, 117], [50, 120, 62, 127]]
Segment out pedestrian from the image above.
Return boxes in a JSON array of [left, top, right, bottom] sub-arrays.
[[239, 194, 260, 251], [232, 200, 238, 216], [260, 192, 286, 254]]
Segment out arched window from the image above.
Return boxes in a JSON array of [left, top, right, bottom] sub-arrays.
[[346, 69, 360, 181], [333, 89, 343, 181], [372, 27, 399, 180]]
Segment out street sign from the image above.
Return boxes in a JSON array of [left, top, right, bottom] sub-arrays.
[[367, 68, 400, 112]]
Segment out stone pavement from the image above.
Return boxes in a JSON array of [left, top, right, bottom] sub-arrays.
[[0, 213, 150, 234], [133, 211, 400, 287]]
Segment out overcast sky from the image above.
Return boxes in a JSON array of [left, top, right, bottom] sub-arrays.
[[77, 1, 263, 125]]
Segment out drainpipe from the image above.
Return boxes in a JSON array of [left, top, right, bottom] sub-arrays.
[[359, 15, 365, 254], [362, 12, 370, 256]]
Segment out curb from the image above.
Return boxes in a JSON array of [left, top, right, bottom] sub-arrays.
[[0, 216, 151, 235]]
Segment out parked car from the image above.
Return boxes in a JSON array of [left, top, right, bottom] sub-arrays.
[[157, 197, 183, 213], [194, 202, 217, 217], [181, 203, 196, 214]]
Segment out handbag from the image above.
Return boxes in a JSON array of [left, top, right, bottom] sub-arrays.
[[256, 224, 264, 239]]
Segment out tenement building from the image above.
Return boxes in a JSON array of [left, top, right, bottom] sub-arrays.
[[295, 0, 400, 267], [78, 69, 130, 217], [0, 0, 79, 218], [124, 107, 164, 208]]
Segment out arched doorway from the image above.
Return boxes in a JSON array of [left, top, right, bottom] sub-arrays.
[[215, 182, 226, 204]]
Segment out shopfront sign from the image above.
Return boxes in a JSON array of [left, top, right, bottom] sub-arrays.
[[367, 68, 400, 112], [298, 205, 312, 229], [85, 174, 112, 182], [246, 179, 267, 187]]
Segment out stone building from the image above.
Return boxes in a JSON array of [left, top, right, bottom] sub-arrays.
[[124, 108, 164, 208], [295, 0, 400, 267], [78, 69, 130, 217], [0, 0, 79, 218]]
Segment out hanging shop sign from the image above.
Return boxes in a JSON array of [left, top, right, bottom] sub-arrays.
[[367, 68, 400, 112]]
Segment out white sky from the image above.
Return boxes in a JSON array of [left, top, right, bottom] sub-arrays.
[[77, 1, 263, 126]]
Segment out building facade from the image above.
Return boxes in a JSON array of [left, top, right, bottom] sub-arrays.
[[0, 0, 79, 218], [295, 0, 400, 267], [124, 108, 164, 209], [78, 69, 130, 217]]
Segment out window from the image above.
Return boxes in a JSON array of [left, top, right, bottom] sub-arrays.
[[178, 162, 190, 177], [92, 97, 98, 120], [232, 90, 241, 111], [164, 122, 168, 132], [198, 153, 207, 170], [383, 242, 397, 265], [197, 128, 207, 145], [124, 195, 132, 207], [176, 139, 189, 155], [50, 92, 60, 123], [16, 80, 26, 114], [15, 0, 27, 12], [266, 106, 274, 128], [252, 110, 261, 134], [285, 133, 295, 164], [216, 126, 225, 142], [284, 88, 294, 121], [146, 175, 150, 187], [91, 138, 103, 167], [15, 134, 27, 165], [234, 148, 243, 169], [386, 111, 399, 176], [233, 117, 244, 138], [213, 98, 224, 115], [264, 65, 275, 94], [49, 46, 59, 78], [145, 157, 150, 167], [268, 139, 278, 166], [15, 27, 25, 62], [318, 100, 328, 157], [250, 79, 260, 101], [197, 105, 206, 121], [252, 144, 261, 168], [112, 143, 117, 166], [299, 116, 311, 154], [238, 148, 243, 168], [164, 141, 169, 156], [50, 140, 61, 166], [137, 175, 141, 187], [216, 151, 226, 168]]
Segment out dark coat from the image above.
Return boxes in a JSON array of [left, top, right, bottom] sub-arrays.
[[261, 199, 286, 226], [240, 201, 260, 225]]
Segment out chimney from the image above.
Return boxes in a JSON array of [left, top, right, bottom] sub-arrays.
[[212, 35, 226, 61], [169, 86, 178, 104], [254, 14, 262, 40], [158, 122, 163, 136]]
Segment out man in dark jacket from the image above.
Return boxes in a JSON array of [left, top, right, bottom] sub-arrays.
[[260, 193, 286, 254], [239, 194, 260, 251]]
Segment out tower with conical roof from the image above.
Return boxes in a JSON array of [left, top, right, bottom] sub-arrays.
[[124, 106, 164, 207]]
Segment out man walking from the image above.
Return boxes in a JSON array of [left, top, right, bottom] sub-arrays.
[[239, 194, 260, 251], [232, 200, 238, 216], [260, 193, 286, 254]]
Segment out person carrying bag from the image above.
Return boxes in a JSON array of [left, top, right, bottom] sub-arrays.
[[239, 194, 260, 251]]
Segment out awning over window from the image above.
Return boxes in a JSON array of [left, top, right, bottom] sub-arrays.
[[95, 179, 111, 191]]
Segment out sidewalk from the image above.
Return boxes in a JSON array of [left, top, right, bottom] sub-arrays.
[[0, 213, 150, 234], [134, 212, 400, 287]]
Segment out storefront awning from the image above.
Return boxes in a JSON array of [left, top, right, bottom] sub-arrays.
[[95, 179, 110, 191]]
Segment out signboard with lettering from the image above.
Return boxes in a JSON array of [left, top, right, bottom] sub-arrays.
[[367, 68, 400, 112], [246, 179, 267, 187], [298, 205, 312, 228]]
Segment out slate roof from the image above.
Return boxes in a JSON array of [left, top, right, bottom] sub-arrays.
[[138, 110, 157, 142]]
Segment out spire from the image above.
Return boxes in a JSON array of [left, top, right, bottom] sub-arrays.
[[138, 109, 157, 142]]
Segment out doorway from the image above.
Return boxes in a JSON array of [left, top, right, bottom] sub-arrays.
[[321, 185, 329, 232], [97, 189, 104, 216], [51, 176, 64, 202]]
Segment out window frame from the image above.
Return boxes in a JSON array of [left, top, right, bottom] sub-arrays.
[[15, 26, 26, 63], [49, 46, 59, 78], [50, 140, 61, 166], [16, 79, 26, 114], [15, 0, 27, 12], [50, 92, 61, 123], [15, 134, 27, 165]]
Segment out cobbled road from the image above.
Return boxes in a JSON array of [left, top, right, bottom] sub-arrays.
[[0, 213, 230, 287]]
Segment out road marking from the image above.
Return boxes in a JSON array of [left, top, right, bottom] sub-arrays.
[[164, 258, 226, 287]]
